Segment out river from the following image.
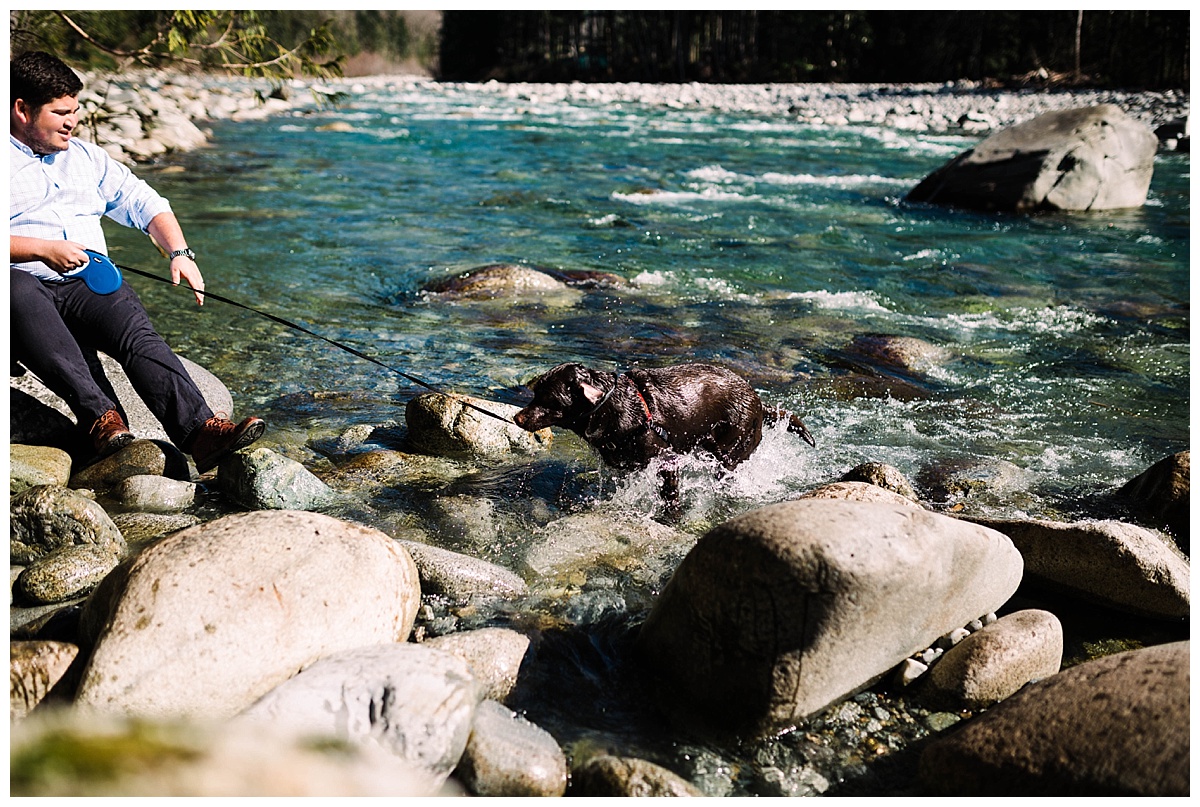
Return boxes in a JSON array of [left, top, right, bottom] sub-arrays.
[[102, 79, 1189, 794]]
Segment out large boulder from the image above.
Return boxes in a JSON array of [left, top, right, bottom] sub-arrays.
[[919, 641, 1189, 796], [1117, 450, 1189, 553], [10, 485, 125, 565], [11, 711, 442, 797], [75, 510, 420, 718], [11, 352, 233, 451], [241, 643, 484, 786], [405, 393, 552, 460], [906, 105, 1158, 212], [966, 516, 1189, 619], [218, 447, 338, 511], [635, 500, 1023, 736]]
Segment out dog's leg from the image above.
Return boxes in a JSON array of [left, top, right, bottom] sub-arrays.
[[766, 406, 817, 447], [658, 460, 683, 523]]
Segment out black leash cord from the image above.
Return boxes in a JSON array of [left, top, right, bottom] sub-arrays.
[[115, 262, 515, 425]]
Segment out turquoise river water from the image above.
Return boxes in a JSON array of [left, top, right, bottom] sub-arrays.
[[102, 81, 1189, 795]]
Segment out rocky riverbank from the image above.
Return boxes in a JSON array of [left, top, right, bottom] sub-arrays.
[[75, 69, 1190, 165], [10, 331, 1191, 795]]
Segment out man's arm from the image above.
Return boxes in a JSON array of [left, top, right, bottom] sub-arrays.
[[147, 212, 205, 306], [9, 236, 90, 274]]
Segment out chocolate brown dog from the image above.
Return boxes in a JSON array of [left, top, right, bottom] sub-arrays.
[[513, 362, 815, 509]]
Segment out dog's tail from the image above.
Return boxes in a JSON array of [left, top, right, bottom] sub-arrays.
[[766, 407, 817, 447]]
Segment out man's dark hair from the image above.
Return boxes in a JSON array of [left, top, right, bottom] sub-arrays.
[[11, 51, 84, 109]]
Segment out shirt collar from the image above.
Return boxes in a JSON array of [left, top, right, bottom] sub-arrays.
[[10, 134, 37, 156], [9, 133, 61, 161]]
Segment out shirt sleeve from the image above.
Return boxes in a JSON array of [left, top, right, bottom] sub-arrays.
[[82, 140, 173, 231]]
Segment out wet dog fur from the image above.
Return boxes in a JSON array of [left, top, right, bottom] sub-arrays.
[[513, 362, 815, 512]]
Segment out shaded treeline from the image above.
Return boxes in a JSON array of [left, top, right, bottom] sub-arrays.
[[438, 10, 1188, 88]]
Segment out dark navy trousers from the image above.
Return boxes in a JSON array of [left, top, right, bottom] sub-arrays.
[[10, 268, 213, 448]]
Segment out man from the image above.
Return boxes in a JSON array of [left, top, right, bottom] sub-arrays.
[[10, 50, 265, 473]]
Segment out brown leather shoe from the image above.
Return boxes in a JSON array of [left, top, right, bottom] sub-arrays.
[[90, 409, 134, 457], [189, 415, 267, 473]]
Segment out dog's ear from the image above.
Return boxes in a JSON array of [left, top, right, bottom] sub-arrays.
[[580, 381, 607, 405]]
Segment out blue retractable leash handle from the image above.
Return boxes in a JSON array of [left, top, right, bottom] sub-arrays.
[[64, 249, 123, 294]]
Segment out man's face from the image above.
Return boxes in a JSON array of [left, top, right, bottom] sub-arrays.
[[12, 94, 79, 155]]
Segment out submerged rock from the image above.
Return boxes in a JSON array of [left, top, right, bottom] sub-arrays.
[[846, 333, 953, 376], [423, 263, 572, 299], [421, 263, 621, 301], [521, 511, 693, 586], [906, 105, 1158, 212], [636, 499, 1023, 737], [75, 510, 421, 719], [917, 455, 1031, 504], [919, 641, 1189, 796], [399, 540, 529, 601]]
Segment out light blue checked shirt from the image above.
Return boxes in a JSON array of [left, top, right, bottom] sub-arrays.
[[10, 134, 172, 281]]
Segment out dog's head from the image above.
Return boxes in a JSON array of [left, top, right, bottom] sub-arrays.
[[513, 363, 610, 432]]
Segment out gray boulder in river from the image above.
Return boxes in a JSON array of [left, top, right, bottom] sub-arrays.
[[919, 641, 1189, 796], [635, 499, 1023, 737], [906, 105, 1158, 212], [966, 516, 1189, 620], [1117, 449, 1189, 554], [406, 392, 552, 460], [74, 510, 421, 719], [241, 642, 483, 787]]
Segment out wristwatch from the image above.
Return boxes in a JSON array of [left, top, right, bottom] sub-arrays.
[[169, 248, 196, 261]]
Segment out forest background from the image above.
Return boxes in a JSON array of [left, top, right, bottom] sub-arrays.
[[8, 9, 1189, 89]]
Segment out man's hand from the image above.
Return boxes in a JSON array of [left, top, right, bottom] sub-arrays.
[[170, 254, 206, 306], [9, 236, 90, 274], [148, 212, 205, 306]]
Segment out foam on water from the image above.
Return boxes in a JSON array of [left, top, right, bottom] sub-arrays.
[[782, 289, 892, 312], [612, 187, 759, 204]]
